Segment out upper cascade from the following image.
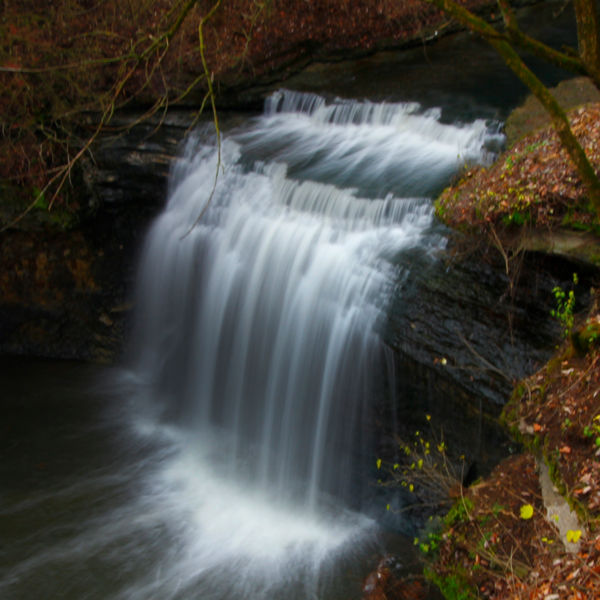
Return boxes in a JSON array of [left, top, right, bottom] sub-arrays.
[[240, 89, 504, 199]]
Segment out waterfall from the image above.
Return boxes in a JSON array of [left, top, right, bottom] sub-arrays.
[[124, 90, 501, 598]]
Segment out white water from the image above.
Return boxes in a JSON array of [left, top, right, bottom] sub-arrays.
[[1, 91, 502, 600], [125, 91, 500, 596]]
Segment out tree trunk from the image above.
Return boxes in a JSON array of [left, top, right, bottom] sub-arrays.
[[574, 0, 600, 84]]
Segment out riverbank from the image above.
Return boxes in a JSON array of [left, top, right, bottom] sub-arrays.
[[418, 80, 600, 599], [422, 312, 600, 599], [435, 78, 600, 265]]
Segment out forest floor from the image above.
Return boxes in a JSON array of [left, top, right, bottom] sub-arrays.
[[435, 81, 600, 237], [365, 331, 600, 600], [428, 331, 600, 599]]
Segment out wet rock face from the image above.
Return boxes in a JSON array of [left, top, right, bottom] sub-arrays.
[[0, 230, 103, 359], [382, 241, 595, 477], [369, 245, 585, 508], [0, 230, 120, 362], [386, 245, 566, 409]]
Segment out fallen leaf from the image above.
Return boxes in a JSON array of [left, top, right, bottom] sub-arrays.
[[520, 504, 534, 519], [566, 530, 582, 543]]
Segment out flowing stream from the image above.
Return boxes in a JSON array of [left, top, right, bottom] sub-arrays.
[[2, 91, 502, 599]]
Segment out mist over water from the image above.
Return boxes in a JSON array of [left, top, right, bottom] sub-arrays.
[[1, 90, 503, 599]]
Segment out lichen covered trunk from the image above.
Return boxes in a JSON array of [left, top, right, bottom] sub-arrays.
[[574, 0, 600, 86]]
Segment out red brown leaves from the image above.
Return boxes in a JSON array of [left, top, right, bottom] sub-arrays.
[[436, 103, 600, 233]]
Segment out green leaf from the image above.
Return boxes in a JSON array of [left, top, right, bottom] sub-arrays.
[[33, 187, 48, 210]]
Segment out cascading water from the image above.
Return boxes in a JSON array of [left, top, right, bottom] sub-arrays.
[[0, 90, 503, 600], [131, 91, 499, 506], [124, 91, 502, 596]]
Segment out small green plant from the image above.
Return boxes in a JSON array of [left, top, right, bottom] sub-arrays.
[[583, 415, 600, 447], [414, 530, 443, 555], [502, 209, 530, 226], [491, 502, 505, 517], [550, 273, 578, 338], [387, 416, 467, 511], [574, 314, 600, 353], [32, 187, 48, 210], [434, 197, 448, 220], [523, 140, 547, 154], [587, 327, 600, 346], [445, 497, 474, 527], [425, 568, 478, 600]]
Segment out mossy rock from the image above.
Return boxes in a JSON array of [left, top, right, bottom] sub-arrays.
[[572, 319, 600, 354], [507, 229, 600, 268], [425, 566, 479, 600], [0, 182, 80, 232], [505, 77, 600, 147]]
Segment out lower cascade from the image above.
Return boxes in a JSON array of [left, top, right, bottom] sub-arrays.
[[123, 90, 502, 597]]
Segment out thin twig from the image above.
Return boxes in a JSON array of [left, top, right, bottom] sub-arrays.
[[183, 0, 224, 237]]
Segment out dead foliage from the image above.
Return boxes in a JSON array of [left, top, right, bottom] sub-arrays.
[[0, 0, 493, 217], [436, 103, 600, 234]]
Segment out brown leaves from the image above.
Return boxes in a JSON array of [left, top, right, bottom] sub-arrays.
[[0, 0, 497, 197], [437, 102, 600, 232]]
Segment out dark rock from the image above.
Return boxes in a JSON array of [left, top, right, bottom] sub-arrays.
[[0, 113, 194, 361], [362, 556, 440, 600], [386, 243, 566, 408]]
